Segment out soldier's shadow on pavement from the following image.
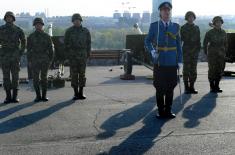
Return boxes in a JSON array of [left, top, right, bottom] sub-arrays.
[[0, 100, 75, 134], [97, 96, 156, 140], [98, 94, 191, 155], [0, 101, 37, 120], [0, 102, 8, 108], [182, 93, 218, 128]]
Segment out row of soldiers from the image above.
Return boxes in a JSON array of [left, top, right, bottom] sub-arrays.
[[0, 7, 228, 120], [181, 12, 227, 94], [145, 1, 227, 118], [0, 12, 91, 104]]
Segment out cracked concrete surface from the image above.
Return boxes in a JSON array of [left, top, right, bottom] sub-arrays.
[[0, 64, 235, 154], [93, 108, 102, 134]]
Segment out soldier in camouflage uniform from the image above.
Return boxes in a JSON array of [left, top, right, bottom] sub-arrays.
[[203, 16, 227, 93], [27, 18, 54, 102], [64, 13, 91, 100], [181, 11, 201, 94], [0, 11, 26, 104]]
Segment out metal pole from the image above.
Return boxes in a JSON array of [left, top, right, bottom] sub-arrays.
[[177, 68, 183, 105]]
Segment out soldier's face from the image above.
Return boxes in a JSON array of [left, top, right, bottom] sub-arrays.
[[160, 8, 171, 21], [214, 21, 222, 29], [187, 15, 195, 24], [35, 23, 43, 31], [73, 19, 81, 27], [5, 16, 14, 23]]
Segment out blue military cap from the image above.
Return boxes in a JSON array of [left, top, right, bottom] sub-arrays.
[[158, 2, 172, 10]]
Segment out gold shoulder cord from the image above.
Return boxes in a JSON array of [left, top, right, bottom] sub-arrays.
[[165, 24, 180, 40], [165, 32, 177, 40]]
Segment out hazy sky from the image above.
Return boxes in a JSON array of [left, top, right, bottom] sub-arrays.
[[0, 0, 235, 17]]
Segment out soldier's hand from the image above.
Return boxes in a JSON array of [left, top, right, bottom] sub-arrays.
[[151, 50, 159, 63], [178, 62, 183, 69]]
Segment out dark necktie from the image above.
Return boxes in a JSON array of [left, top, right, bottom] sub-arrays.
[[165, 22, 168, 31]]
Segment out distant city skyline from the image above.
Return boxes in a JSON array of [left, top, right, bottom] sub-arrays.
[[0, 0, 235, 18]]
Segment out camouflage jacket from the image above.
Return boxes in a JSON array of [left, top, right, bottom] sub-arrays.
[[27, 30, 54, 63], [181, 23, 201, 48], [64, 25, 91, 59], [203, 28, 227, 55], [0, 23, 26, 58]]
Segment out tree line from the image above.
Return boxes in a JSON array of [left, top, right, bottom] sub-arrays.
[[22, 20, 235, 50]]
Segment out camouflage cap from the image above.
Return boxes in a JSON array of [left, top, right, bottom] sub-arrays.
[[212, 16, 224, 24], [72, 13, 83, 22], [185, 11, 196, 20], [4, 11, 15, 21], [158, 2, 172, 10], [33, 17, 44, 26]]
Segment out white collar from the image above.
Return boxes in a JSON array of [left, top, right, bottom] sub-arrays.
[[161, 20, 170, 26]]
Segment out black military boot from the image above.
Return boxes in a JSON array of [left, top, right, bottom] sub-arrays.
[[41, 89, 49, 102], [165, 91, 176, 118], [189, 82, 198, 94], [184, 81, 190, 94], [215, 80, 223, 93], [12, 89, 19, 103], [34, 86, 41, 102], [210, 80, 216, 93], [4, 89, 11, 104], [156, 92, 165, 118], [78, 87, 86, 100], [72, 87, 79, 100]]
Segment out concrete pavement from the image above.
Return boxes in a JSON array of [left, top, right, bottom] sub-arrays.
[[0, 63, 235, 155]]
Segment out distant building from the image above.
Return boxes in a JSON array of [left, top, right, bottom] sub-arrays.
[[16, 12, 31, 17], [15, 17, 33, 29], [14, 13, 34, 29], [123, 11, 131, 19], [132, 13, 141, 21], [113, 10, 122, 19], [47, 16, 71, 28], [35, 12, 46, 18], [142, 12, 151, 23]]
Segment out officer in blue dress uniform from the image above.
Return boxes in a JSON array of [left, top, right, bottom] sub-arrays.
[[145, 1, 182, 118]]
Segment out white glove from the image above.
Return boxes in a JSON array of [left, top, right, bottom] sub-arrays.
[[151, 50, 159, 62], [178, 62, 183, 69]]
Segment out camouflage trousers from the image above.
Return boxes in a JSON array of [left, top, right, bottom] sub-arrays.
[[70, 59, 87, 88], [1, 59, 20, 90], [32, 62, 50, 90], [207, 46, 226, 81], [27, 62, 33, 80], [183, 60, 198, 83], [208, 54, 225, 81], [183, 46, 199, 83]]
